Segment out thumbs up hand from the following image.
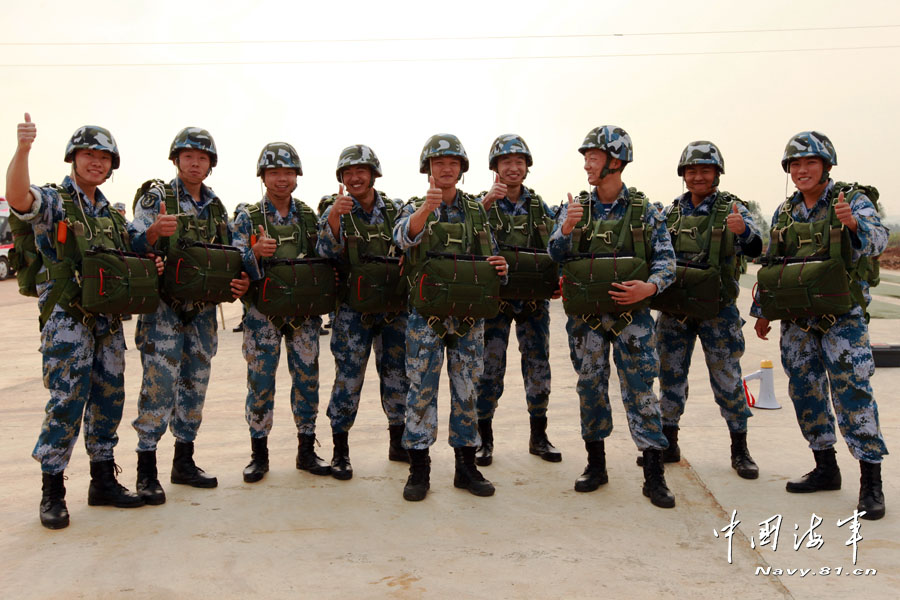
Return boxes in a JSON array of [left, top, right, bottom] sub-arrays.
[[422, 175, 443, 214], [253, 223, 277, 258], [833, 191, 858, 233], [561, 193, 584, 236], [17, 113, 36, 150], [481, 173, 508, 211], [726, 202, 747, 235], [147, 198, 178, 244]]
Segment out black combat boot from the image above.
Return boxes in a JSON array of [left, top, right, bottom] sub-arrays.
[[858, 461, 886, 520], [88, 460, 144, 508], [171, 441, 218, 488], [453, 447, 495, 497], [331, 432, 352, 481], [529, 416, 562, 462], [475, 418, 493, 466], [786, 448, 841, 493], [642, 449, 676, 508], [296, 433, 331, 476], [388, 424, 409, 463], [730, 431, 759, 480], [403, 449, 431, 501], [242, 437, 269, 484], [574, 440, 608, 492], [40, 472, 69, 530], [136, 451, 166, 505], [637, 425, 680, 466]]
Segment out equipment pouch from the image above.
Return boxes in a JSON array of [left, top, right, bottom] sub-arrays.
[[256, 257, 336, 317], [650, 260, 721, 320], [412, 253, 500, 320], [499, 244, 559, 300], [164, 239, 243, 304], [757, 256, 853, 320], [81, 247, 160, 314], [346, 255, 408, 314], [560, 253, 650, 316]]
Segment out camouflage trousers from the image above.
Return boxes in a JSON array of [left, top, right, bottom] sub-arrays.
[[34, 307, 126, 474], [327, 304, 408, 434], [242, 305, 322, 438], [402, 310, 483, 450], [566, 311, 668, 450], [780, 310, 888, 462], [476, 300, 551, 420], [656, 303, 752, 433], [132, 300, 218, 451]]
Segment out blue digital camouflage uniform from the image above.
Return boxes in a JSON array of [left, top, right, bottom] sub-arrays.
[[131, 178, 239, 451], [549, 185, 675, 449], [393, 192, 503, 450], [656, 192, 759, 432], [317, 191, 408, 434], [476, 188, 554, 420], [14, 176, 139, 473], [751, 180, 888, 462], [232, 197, 323, 438]]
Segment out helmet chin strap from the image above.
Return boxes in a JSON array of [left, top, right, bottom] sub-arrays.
[[819, 166, 831, 185]]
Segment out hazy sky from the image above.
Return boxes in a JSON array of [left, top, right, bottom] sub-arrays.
[[2, 0, 898, 223]]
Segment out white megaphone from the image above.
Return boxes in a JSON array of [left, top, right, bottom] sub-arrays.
[[743, 360, 781, 410]]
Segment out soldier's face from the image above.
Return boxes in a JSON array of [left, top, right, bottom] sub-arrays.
[[340, 165, 373, 197], [175, 150, 212, 185], [583, 149, 610, 186], [789, 157, 827, 193], [430, 157, 462, 189], [263, 168, 298, 201], [495, 154, 528, 185], [683, 165, 718, 197], [73, 149, 113, 186]]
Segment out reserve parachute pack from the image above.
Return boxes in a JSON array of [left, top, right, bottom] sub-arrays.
[[755, 182, 876, 328], [486, 187, 559, 302], [248, 199, 336, 323], [35, 184, 159, 330], [406, 192, 500, 341], [560, 189, 651, 335], [337, 193, 407, 314], [135, 180, 242, 308], [649, 193, 739, 320]]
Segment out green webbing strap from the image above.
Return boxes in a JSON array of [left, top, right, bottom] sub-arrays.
[[530, 195, 550, 249], [343, 195, 397, 264], [571, 192, 591, 252], [706, 196, 731, 268]]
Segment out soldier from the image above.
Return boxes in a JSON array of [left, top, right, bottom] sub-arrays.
[[393, 133, 508, 501], [753, 131, 887, 520], [647, 141, 762, 479], [475, 134, 560, 466], [549, 125, 677, 508], [6, 115, 153, 528], [232, 142, 332, 483], [317, 145, 409, 480], [130, 127, 250, 503]]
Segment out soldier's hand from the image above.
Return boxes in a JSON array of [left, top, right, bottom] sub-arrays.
[[726, 202, 747, 235], [754, 317, 771, 340], [147, 200, 177, 244], [609, 280, 656, 305], [487, 255, 508, 278], [231, 271, 251, 299], [17, 113, 36, 150], [146, 253, 165, 276], [834, 191, 858, 233], [332, 185, 354, 217], [253, 224, 277, 259], [561, 193, 583, 236], [481, 173, 507, 211], [422, 175, 443, 213]]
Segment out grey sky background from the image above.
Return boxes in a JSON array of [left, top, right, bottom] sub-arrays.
[[2, 0, 898, 223]]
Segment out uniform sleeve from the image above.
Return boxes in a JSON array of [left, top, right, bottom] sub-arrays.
[[735, 201, 763, 259], [645, 204, 676, 294], [130, 185, 164, 252], [11, 186, 60, 238], [548, 202, 574, 262], [392, 201, 425, 251], [849, 193, 887, 257], [316, 203, 345, 260], [231, 210, 263, 281]]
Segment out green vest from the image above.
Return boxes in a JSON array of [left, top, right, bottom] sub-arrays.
[[248, 199, 336, 325], [35, 184, 159, 330], [756, 185, 861, 325], [407, 192, 501, 333], [135, 180, 243, 308], [649, 192, 738, 320], [560, 189, 650, 319], [487, 188, 558, 301], [338, 194, 407, 314]]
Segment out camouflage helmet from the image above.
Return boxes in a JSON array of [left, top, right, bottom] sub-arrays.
[[64, 125, 120, 170], [488, 134, 533, 170], [256, 142, 302, 177], [335, 144, 382, 182], [677, 141, 725, 176], [781, 131, 837, 172], [169, 127, 218, 167], [419, 133, 469, 174], [578, 126, 633, 163]]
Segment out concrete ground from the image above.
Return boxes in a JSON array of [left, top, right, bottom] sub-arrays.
[[0, 267, 898, 599]]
